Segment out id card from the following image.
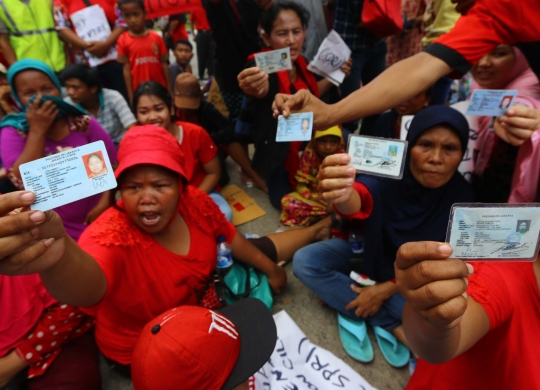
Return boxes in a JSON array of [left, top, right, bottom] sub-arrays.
[[19, 141, 117, 211], [466, 89, 518, 116], [276, 112, 313, 142], [446, 204, 540, 261], [347, 135, 407, 179], [254, 47, 293, 74]]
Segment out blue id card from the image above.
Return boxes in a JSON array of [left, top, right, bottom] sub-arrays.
[[19, 141, 117, 211], [446, 204, 540, 261], [254, 47, 293, 74], [465, 89, 518, 116], [276, 112, 313, 142]]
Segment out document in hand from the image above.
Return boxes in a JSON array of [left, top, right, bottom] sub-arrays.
[[308, 30, 352, 86]]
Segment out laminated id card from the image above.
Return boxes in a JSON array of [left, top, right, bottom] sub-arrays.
[[446, 204, 540, 261], [254, 47, 293, 74], [347, 135, 407, 179], [465, 89, 517, 117], [276, 112, 313, 142], [19, 141, 117, 211]]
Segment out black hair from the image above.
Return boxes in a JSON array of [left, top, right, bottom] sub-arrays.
[[133, 81, 172, 112], [118, 0, 145, 11], [87, 153, 103, 164], [259, 1, 310, 35], [174, 39, 193, 51], [60, 63, 101, 91]]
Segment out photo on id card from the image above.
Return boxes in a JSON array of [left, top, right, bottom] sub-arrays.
[[446, 203, 540, 261]]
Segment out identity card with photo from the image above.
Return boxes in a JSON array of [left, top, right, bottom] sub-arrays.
[[19, 141, 117, 212], [254, 47, 293, 74], [276, 112, 313, 142], [347, 135, 407, 179], [465, 89, 518, 117], [446, 204, 540, 261]]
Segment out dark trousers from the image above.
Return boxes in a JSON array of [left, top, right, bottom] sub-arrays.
[[97, 60, 129, 103], [195, 30, 215, 79], [3, 331, 101, 390], [267, 164, 292, 210]]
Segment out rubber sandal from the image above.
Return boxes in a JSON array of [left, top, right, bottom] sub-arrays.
[[337, 314, 374, 363], [372, 326, 410, 368]]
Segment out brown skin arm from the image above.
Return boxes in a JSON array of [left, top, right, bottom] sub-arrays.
[[0, 33, 16, 65], [161, 53, 171, 95], [118, 56, 132, 103], [57, 28, 91, 50], [199, 155, 221, 193]]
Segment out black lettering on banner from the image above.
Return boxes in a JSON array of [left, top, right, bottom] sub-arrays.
[[295, 375, 318, 390], [317, 47, 345, 69], [271, 370, 288, 381]]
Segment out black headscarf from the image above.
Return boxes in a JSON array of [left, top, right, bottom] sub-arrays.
[[357, 105, 475, 281]]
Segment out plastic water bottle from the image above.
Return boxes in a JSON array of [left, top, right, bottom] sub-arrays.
[[216, 235, 233, 276], [349, 230, 364, 255]]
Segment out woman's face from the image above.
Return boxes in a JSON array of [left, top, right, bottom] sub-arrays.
[[88, 155, 104, 174], [262, 9, 306, 62], [409, 126, 463, 189], [13, 70, 60, 107], [471, 45, 516, 89], [120, 165, 179, 235], [136, 95, 172, 131]]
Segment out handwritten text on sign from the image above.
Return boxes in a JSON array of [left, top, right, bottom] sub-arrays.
[[254, 311, 376, 390]]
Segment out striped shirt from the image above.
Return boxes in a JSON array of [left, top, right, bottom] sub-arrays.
[[65, 89, 136, 147]]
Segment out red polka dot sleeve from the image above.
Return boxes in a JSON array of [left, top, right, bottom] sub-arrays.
[[15, 303, 95, 378]]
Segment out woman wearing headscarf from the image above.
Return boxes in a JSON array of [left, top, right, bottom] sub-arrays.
[[0, 59, 117, 240], [293, 106, 474, 367], [470, 45, 540, 203]]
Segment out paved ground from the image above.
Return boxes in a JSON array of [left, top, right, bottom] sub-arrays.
[[100, 157, 410, 390]]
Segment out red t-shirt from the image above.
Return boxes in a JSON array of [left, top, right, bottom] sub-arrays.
[[78, 186, 236, 364], [58, 0, 118, 25], [190, 7, 211, 31], [407, 262, 540, 390], [425, 0, 540, 78], [117, 31, 168, 91], [176, 121, 218, 189]]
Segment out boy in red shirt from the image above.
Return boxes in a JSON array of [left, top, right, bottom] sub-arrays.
[[116, 0, 170, 103]]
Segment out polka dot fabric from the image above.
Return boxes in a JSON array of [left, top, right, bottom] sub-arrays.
[[15, 303, 95, 378]]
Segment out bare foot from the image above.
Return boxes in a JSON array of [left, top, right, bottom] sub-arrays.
[[310, 216, 332, 241]]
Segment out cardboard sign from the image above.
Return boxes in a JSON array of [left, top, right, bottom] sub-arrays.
[[222, 184, 266, 226]]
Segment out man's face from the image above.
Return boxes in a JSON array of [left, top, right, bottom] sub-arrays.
[[65, 78, 95, 105], [519, 222, 528, 233]]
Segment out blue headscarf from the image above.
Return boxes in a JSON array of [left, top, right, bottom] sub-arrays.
[[357, 105, 474, 281], [0, 59, 85, 132]]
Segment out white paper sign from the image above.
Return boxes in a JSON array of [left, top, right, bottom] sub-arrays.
[[70, 5, 117, 67], [254, 311, 376, 390], [399, 115, 414, 141], [308, 30, 352, 86]]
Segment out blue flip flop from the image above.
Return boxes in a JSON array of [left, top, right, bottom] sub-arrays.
[[337, 314, 374, 363], [373, 326, 410, 368]]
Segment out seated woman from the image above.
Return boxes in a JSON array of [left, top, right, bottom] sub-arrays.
[[0, 59, 117, 239], [237, 1, 351, 209], [0, 275, 99, 390], [280, 126, 344, 226], [133, 81, 233, 222], [395, 242, 540, 389], [470, 45, 540, 203], [373, 87, 432, 139], [0, 126, 331, 372], [293, 106, 474, 367]]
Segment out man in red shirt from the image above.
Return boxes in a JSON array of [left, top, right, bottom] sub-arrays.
[[190, 6, 214, 80], [273, 0, 540, 140], [116, 0, 170, 103]]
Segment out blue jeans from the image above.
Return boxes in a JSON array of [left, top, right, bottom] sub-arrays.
[[341, 41, 387, 135], [209, 191, 233, 222], [293, 238, 405, 331]]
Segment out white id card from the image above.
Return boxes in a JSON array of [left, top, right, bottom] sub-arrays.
[[19, 141, 117, 211], [465, 89, 518, 117], [446, 204, 540, 261], [347, 135, 408, 179], [254, 47, 293, 74], [276, 112, 313, 142]]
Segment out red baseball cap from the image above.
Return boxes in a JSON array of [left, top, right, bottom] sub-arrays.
[[115, 125, 186, 180], [132, 298, 277, 390]]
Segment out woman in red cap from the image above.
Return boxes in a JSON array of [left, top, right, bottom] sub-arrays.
[[0, 125, 330, 373]]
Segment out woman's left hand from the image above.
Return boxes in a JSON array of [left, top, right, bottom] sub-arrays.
[[340, 58, 352, 78], [495, 106, 540, 146], [345, 283, 392, 318], [267, 264, 287, 294]]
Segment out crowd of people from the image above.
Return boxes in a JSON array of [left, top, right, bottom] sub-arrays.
[[0, 0, 539, 389]]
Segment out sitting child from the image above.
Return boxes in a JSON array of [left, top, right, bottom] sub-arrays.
[[169, 39, 193, 91], [280, 126, 344, 226]]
